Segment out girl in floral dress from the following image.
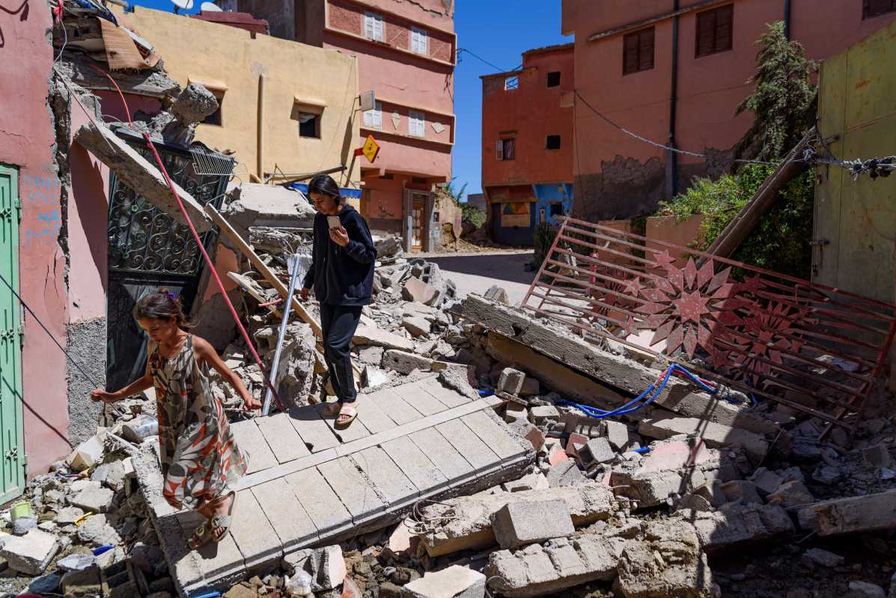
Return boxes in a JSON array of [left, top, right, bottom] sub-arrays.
[[92, 291, 261, 549]]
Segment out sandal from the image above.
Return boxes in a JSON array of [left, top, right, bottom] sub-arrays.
[[188, 519, 211, 550], [209, 513, 232, 543], [335, 405, 357, 429]]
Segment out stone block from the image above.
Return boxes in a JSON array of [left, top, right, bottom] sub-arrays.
[[565, 433, 589, 458], [382, 349, 434, 375], [67, 435, 105, 472], [402, 316, 431, 338], [638, 412, 769, 463], [492, 499, 575, 549], [546, 444, 569, 466], [749, 467, 784, 495], [603, 420, 629, 451], [578, 437, 614, 467], [849, 581, 887, 598], [802, 548, 844, 568], [0, 529, 60, 575], [56, 506, 85, 525], [282, 545, 346, 592], [520, 425, 544, 451], [863, 444, 893, 469], [617, 519, 715, 598], [403, 277, 440, 306], [529, 405, 560, 425], [503, 473, 549, 493], [546, 461, 586, 488], [497, 368, 526, 395], [403, 565, 486, 598], [70, 483, 115, 513], [353, 325, 415, 352]]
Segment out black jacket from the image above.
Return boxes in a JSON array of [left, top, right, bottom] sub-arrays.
[[302, 205, 377, 306]]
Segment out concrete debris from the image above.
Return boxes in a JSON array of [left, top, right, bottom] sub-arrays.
[[403, 276, 441, 306], [802, 547, 845, 568], [616, 519, 716, 598], [849, 581, 888, 598], [353, 325, 416, 352], [483, 285, 510, 305], [492, 499, 575, 549], [0, 529, 60, 575], [403, 565, 486, 598], [797, 489, 896, 536], [69, 482, 115, 513], [419, 483, 616, 557], [766, 480, 814, 508], [402, 315, 431, 338], [282, 545, 346, 592], [67, 434, 106, 472], [485, 536, 620, 597], [121, 415, 159, 444], [382, 349, 435, 375], [684, 503, 794, 551], [578, 437, 615, 468], [638, 412, 769, 463], [497, 367, 526, 395]]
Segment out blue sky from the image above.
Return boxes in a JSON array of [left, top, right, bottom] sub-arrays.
[[130, 0, 569, 200]]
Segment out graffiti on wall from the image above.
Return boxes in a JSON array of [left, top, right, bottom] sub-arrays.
[[0, 0, 30, 48], [21, 174, 61, 245]]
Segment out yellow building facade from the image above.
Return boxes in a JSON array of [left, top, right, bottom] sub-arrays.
[[119, 7, 361, 187]]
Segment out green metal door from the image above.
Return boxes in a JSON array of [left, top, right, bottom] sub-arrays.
[[0, 165, 25, 502]]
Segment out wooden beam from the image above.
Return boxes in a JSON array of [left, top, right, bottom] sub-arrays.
[[705, 130, 814, 258], [206, 204, 321, 337]]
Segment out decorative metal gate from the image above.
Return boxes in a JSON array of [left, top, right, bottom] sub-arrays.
[[106, 133, 232, 390], [0, 165, 24, 501], [523, 217, 896, 429]]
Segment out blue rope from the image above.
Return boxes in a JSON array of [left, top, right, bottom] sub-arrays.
[[557, 364, 718, 420]]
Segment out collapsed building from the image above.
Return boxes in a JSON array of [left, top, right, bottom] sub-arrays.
[[1, 2, 896, 598]]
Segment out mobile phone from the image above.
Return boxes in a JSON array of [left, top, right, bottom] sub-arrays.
[[327, 216, 341, 229]]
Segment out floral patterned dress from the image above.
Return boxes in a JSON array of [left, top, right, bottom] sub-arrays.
[[149, 335, 247, 510]]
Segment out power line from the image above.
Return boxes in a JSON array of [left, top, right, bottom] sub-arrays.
[[456, 48, 511, 74]]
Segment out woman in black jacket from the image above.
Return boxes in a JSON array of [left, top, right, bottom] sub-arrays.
[[300, 174, 376, 428]]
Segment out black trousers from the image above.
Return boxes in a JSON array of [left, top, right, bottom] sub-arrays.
[[319, 303, 362, 404]]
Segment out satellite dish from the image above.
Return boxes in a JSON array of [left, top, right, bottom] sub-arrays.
[[171, 0, 194, 11], [201, 2, 223, 11]]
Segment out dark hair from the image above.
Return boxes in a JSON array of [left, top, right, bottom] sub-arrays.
[[133, 290, 192, 329], [308, 173, 342, 202]]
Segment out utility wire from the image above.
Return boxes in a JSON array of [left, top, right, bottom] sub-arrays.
[[0, 272, 101, 388], [456, 48, 510, 73]]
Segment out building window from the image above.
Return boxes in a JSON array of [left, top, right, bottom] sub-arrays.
[[408, 110, 426, 137], [863, 0, 896, 18], [547, 71, 561, 87], [203, 89, 225, 126], [623, 27, 655, 74], [297, 112, 320, 138], [504, 76, 519, 91], [363, 101, 382, 129], [411, 27, 429, 55], [546, 135, 561, 150], [496, 138, 515, 161], [550, 203, 564, 217], [364, 12, 385, 42], [696, 5, 733, 57]]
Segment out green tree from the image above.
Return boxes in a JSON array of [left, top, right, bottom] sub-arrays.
[[736, 21, 817, 161]]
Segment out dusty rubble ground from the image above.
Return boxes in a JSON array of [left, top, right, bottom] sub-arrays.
[[2, 208, 896, 598]]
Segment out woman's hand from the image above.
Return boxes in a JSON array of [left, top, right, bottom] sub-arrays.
[[91, 388, 120, 403], [329, 226, 349, 247], [299, 287, 310, 301]]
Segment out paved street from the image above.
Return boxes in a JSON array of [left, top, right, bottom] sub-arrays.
[[424, 250, 536, 306]]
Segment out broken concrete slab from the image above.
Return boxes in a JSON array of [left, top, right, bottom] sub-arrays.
[[419, 482, 616, 557], [353, 325, 415, 352], [492, 499, 575, 549], [403, 277, 440, 306], [797, 489, 896, 537], [610, 440, 726, 508], [402, 316, 431, 338], [74, 121, 211, 232], [403, 565, 486, 598], [578, 437, 615, 467], [281, 545, 346, 592], [638, 411, 769, 463], [767, 480, 814, 509], [617, 519, 715, 598], [485, 536, 620, 598], [0, 529, 60, 575], [69, 483, 115, 513], [683, 503, 794, 552], [458, 296, 777, 435], [222, 183, 315, 235], [604, 420, 630, 451]]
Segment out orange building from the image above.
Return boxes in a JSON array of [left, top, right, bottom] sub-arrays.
[[480, 43, 575, 246], [561, 0, 896, 220], [236, 0, 455, 252]]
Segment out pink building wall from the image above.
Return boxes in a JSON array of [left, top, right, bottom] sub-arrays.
[[561, 0, 896, 221], [0, 0, 71, 475]]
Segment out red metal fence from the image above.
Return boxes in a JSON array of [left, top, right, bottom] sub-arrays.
[[522, 217, 896, 428]]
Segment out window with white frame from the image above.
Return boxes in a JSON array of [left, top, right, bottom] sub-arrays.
[[363, 101, 382, 129], [364, 12, 385, 42], [411, 27, 429, 55], [408, 110, 426, 137]]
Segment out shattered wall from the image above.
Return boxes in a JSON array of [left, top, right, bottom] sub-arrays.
[[0, 1, 71, 475]]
